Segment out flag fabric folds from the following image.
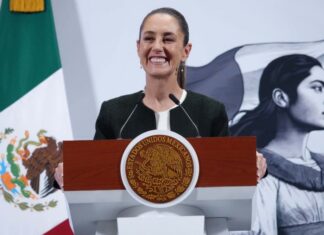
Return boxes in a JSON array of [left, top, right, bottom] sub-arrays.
[[0, 0, 74, 234], [186, 40, 324, 121]]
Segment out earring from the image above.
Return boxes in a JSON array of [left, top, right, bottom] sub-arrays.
[[175, 67, 178, 76], [181, 61, 185, 72]]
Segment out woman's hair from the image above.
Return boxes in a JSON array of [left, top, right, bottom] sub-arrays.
[[230, 54, 322, 148], [139, 7, 189, 88]]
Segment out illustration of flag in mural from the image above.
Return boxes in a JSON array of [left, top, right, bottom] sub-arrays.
[[187, 40, 324, 121], [0, 0, 74, 234]]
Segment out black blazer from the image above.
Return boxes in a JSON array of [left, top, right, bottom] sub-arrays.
[[94, 90, 229, 139]]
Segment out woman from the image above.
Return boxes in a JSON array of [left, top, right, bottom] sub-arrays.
[[231, 54, 324, 234], [55, 7, 266, 188], [93, 8, 229, 140]]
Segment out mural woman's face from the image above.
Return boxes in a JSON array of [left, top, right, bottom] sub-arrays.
[[289, 66, 324, 130]]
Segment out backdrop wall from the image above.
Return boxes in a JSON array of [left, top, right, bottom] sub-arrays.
[[49, 0, 324, 139]]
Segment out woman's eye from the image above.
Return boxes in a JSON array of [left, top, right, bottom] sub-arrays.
[[311, 85, 323, 93], [164, 38, 174, 42], [143, 37, 154, 42]]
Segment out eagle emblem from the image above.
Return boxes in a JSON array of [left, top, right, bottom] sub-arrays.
[[0, 128, 61, 211], [125, 135, 194, 204]]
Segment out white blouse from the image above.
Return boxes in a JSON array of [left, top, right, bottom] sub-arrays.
[[155, 90, 187, 131], [252, 149, 324, 235]]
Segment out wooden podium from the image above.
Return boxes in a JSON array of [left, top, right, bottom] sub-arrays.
[[63, 136, 256, 235]]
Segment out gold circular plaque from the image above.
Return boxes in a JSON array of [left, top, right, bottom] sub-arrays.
[[121, 130, 199, 208]]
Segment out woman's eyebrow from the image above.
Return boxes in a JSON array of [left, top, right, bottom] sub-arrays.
[[163, 32, 176, 36], [310, 80, 324, 85], [143, 31, 155, 35]]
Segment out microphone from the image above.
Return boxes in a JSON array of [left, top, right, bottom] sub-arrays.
[[169, 93, 201, 137], [118, 92, 145, 139]]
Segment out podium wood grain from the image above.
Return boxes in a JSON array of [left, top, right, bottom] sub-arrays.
[[63, 137, 256, 191]]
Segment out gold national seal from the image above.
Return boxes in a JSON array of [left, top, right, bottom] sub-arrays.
[[125, 135, 194, 203]]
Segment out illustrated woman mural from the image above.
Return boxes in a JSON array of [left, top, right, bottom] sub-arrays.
[[231, 54, 324, 234]]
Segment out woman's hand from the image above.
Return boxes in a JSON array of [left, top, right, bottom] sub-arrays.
[[54, 162, 64, 189], [257, 151, 267, 182]]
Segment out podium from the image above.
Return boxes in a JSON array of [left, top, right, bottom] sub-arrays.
[[63, 136, 256, 235]]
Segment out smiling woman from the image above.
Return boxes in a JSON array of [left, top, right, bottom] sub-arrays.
[[137, 12, 192, 111], [137, 8, 190, 89], [92, 8, 265, 181], [93, 7, 230, 139], [137, 12, 191, 90], [54, 7, 267, 202]]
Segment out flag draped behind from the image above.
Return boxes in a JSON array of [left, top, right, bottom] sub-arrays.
[[0, 0, 73, 234], [187, 40, 324, 121]]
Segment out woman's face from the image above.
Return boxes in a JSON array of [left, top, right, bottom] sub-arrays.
[[137, 13, 191, 79], [289, 66, 324, 130]]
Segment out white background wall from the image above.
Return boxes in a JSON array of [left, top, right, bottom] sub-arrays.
[[1, 1, 323, 234], [49, 0, 324, 139]]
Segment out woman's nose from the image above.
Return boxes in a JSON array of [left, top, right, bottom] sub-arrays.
[[152, 39, 163, 51]]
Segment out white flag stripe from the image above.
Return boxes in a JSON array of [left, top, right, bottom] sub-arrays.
[[0, 190, 70, 234], [235, 41, 324, 72], [0, 69, 73, 140]]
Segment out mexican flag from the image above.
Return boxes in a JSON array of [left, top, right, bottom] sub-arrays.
[[0, 0, 74, 234]]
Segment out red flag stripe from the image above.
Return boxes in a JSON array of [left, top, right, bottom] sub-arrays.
[[43, 219, 74, 235]]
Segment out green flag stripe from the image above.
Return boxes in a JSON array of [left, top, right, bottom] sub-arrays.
[[0, 0, 61, 112]]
